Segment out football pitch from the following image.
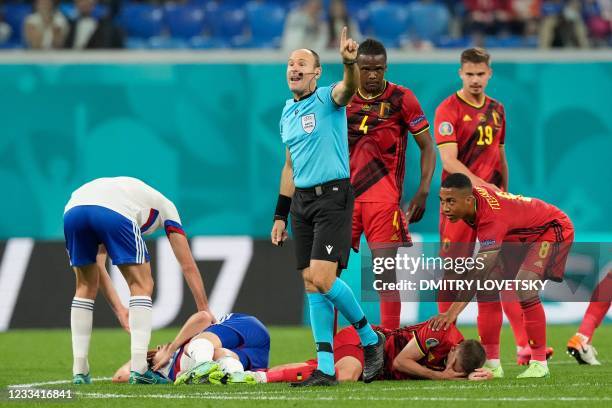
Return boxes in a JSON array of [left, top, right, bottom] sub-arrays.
[[1, 325, 610, 407]]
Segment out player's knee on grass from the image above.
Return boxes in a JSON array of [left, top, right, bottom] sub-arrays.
[[335, 356, 362, 382]]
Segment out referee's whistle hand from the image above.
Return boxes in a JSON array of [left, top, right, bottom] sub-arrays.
[[271, 220, 288, 246]]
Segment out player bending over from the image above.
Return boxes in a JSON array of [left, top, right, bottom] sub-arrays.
[[430, 173, 574, 379], [113, 312, 270, 384], [242, 322, 491, 384], [64, 177, 212, 385]]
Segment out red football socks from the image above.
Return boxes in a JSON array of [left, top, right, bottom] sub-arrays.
[[502, 300, 528, 348], [379, 290, 401, 329], [520, 298, 547, 361], [477, 301, 503, 359], [266, 364, 317, 383]]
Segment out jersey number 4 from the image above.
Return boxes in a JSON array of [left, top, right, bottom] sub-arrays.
[[359, 115, 369, 134]]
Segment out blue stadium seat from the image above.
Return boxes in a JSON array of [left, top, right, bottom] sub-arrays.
[[484, 35, 526, 48], [367, 2, 409, 48], [3, 4, 31, 44], [125, 37, 147, 49], [207, 4, 247, 46], [165, 4, 206, 39], [59, 3, 109, 20], [189, 35, 228, 49], [434, 35, 472, 49], [148, 36, 189, 49], [245, 2, 286, 48], [119, 4, 164, 39], [406, 1, 450, 42]]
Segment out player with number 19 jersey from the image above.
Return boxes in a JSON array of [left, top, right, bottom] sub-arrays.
[[435, 92, 506, 187]]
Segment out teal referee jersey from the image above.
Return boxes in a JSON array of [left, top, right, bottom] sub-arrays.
[[280, 85, 350, 188]]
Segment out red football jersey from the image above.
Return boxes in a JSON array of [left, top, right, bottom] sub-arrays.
[[435, 92, 506, 186], [470, 186, 572, 251], [375, 322, 464, 380], [347, 81, 430, 203]]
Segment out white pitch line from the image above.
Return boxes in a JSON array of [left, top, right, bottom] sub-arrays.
[[75, 392, 612, 402]]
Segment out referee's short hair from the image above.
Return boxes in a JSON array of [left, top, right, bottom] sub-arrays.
[[306, 49, 321, 67], [357, 38, 387, 60]]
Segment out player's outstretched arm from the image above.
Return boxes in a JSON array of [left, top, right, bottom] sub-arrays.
[[392, 338, 465, 380], [407, 130, 436, 223], [96, 245, 130, 333], [438, 143, 499, 191], [151, 311, 214, 371], [167, 232, 212, 314], [430, 249, 501, 330], [272, 148, 294, 246], [331, 26, 359, 107]]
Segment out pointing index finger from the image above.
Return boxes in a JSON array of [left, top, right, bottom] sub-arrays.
[[341, 26, 347, 45]]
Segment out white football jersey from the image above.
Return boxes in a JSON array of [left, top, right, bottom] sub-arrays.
[[65, 177, 184, 235]]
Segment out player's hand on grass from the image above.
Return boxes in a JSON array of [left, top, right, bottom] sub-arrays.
[[429, 311, 456, 331], [271, 219, 288, 246], [407, 190, 428, 223], [116, 306, 130, 333], [339, 26, 358, 61], [438, 366, 466, 380], [468, 368, 494, 381]]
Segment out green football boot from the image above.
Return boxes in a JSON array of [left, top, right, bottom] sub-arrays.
[[128, 369, 171, 384], [72, 373, 92, 384], [227, 371, 260, 384], [482, 362, 504, 378], [516, 361, 550, 379], [174, 361, 220, 385]]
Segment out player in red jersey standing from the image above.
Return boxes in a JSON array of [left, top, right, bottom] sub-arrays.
[[434, 47, 542, 369], [431, 173, 575, 378], [347, 39, 436, 329]]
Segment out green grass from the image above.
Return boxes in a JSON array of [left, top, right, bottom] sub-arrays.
[[1, 325, 611, 407]]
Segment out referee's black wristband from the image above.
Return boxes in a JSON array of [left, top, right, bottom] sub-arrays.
[[343, 59, 357, 65], [274, 194, 292, 222]]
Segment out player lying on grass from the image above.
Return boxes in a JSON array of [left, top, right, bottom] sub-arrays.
[[240, 322, 491, 384], [113, 312, 270, 384]]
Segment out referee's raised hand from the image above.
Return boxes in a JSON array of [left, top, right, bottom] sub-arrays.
[[339, 26, 358, 61], [271, 219, 288, 246]]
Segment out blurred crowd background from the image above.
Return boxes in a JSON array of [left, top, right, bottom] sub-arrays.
[[0, 0, 610, 51]]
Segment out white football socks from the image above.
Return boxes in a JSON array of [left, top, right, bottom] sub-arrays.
[[71, 297, 94, 376], [485, 359, 501, 368], [129, 296, 153, 374], [217, 356, 244, 375], [188, 338, 215, 364]]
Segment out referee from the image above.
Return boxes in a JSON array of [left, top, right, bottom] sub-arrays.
[[271, 27, 384, 386]]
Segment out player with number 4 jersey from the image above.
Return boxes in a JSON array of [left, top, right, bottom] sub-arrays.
[[347, 39, 435, 329]]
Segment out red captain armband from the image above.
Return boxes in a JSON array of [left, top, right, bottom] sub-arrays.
[[164, 220, 186, 237]]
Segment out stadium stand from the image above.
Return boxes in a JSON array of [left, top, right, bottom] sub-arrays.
[[0, 0, 609, 50]]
